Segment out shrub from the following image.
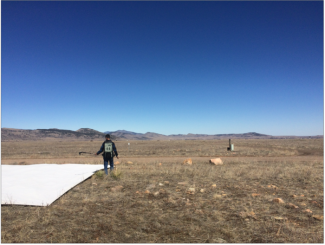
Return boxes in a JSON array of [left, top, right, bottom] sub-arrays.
[[110, 168, 122, 180], [95, 170, 105, 179]]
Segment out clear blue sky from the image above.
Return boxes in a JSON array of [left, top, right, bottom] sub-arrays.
[[2, 1, 323, 136]]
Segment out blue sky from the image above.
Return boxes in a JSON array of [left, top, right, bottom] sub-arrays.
[[2, 1, 323, 136]]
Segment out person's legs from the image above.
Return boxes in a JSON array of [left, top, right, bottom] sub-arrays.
[[103, 160, 109, 175], [109, 158, 114, 172]]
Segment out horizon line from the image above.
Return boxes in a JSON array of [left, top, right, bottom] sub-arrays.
[[1, 127, 323, 137]]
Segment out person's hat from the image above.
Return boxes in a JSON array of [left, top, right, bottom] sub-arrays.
[[105, 134, 110, 138]]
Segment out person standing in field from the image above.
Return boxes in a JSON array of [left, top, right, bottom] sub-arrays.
[[95, 134, 119, 175]]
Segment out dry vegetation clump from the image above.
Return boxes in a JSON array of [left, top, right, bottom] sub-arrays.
[[110, 168, 123, 180], [94, 170, 105, 179], [1, 157, 323, 243]]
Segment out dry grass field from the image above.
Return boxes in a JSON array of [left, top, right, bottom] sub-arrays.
[[1, 138, 324, 243]]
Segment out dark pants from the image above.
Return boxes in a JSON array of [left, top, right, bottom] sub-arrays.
[[103, 157, 114, 175]]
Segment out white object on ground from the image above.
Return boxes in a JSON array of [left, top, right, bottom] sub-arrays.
[[2, 164, 104, 206]]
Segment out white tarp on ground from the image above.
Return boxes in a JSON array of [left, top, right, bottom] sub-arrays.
[[2, 164, 104, 206]]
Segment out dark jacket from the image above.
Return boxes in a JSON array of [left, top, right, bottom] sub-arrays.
[[97, 140, 118, 159]]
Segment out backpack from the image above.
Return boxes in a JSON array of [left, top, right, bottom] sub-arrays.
[[104, 141, 115, 158]]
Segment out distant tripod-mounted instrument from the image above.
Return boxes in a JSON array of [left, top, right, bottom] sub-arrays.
[[227, 139, 234, 151]]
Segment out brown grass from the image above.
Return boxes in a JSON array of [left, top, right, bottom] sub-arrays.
[[1, 138, 323, 160], [1, 139, 323, 243]]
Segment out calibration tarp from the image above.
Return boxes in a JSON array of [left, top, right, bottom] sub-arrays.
[[2, 164, 104, 206]]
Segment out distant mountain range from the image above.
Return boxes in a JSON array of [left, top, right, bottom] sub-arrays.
[[1, 128, 322, 141], [104, 130, 322, 140], [1, 128, 110, 141]]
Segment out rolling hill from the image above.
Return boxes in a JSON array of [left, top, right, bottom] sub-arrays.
[[2, 128, 321, 142]]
